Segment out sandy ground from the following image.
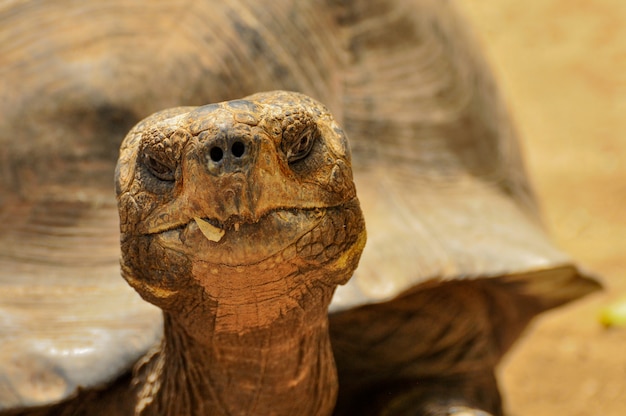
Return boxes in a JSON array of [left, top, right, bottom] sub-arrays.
[[457, 1, 626, 414]]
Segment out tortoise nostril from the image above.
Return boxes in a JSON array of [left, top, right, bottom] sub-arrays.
[[210, 146, 224, 162], [231, 141, 245, 158]]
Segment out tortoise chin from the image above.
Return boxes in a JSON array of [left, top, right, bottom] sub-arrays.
[[120, 198, 365, 317]]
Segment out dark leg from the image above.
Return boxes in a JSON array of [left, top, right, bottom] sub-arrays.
[[329, 281, 534, 416]]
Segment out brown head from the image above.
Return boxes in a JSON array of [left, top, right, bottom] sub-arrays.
[[115, 91, 365, 336]]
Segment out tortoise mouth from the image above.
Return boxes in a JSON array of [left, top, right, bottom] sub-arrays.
[[190, 207, 323, 239], [152, 205, 345, 267]]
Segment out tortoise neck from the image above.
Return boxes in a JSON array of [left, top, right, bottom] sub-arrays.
[[134, 292, 338, 416]]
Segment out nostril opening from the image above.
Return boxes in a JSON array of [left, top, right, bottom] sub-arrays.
[[231, 141, 245, 158], [209, 146, 224, 162]]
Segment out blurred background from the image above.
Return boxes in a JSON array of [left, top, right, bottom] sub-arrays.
[[458, 1, 626, 414]]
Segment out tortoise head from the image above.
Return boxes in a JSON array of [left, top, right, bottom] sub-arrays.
[[115, 91, 365, 331]]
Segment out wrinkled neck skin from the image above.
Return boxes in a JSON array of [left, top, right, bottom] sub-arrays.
[[132, 269, 338, 416]]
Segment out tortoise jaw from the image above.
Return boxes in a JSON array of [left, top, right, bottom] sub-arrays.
[[153, 207, 328, 267], [192, 209, 311, 243], [146, 199, 364, 268]]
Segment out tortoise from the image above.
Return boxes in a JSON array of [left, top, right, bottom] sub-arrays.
[[0, 1, 600, 415]]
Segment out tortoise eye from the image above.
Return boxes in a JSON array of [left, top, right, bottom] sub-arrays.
[[143, 153, 175, 181], [287, 131, 316, 163]]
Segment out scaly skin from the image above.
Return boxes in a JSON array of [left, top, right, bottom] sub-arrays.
[[115, 91, 366, 416]]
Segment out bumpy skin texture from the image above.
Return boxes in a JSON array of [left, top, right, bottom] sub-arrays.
[[116, 91, 366, 416]]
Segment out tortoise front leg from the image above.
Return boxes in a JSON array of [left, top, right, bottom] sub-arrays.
[[329, 281, 531, 416]]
